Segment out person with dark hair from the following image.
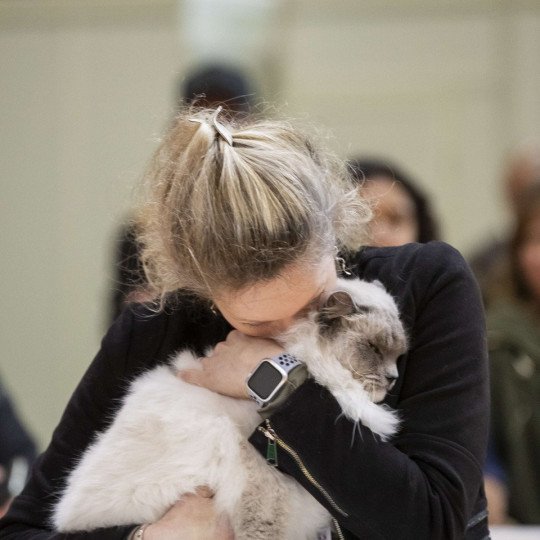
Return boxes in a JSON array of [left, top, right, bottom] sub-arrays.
[[469, 139, 540, 307], [348, 158, 439, 246], [484, 182, 540, 524], [179, 64, 253, 114]]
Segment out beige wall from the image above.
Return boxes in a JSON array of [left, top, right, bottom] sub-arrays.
[[1, 0, 539, 448]]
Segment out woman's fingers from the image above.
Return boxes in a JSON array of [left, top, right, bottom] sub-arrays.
[[177, 329, 284, 398], [144, 488, 233, 540]]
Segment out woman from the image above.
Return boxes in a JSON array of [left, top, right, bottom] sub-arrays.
[[348, 158, 439, 246], [485, 183, 540, 524], [0, 109, 489, 539]]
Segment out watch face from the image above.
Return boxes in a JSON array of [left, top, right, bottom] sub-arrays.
[[248, 360, 284, 400]]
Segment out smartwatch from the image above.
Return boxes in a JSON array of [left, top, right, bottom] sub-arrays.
[[246, 353, 302, 407]]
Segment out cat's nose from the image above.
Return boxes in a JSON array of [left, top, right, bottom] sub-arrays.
[[385, 374, 398, 389]]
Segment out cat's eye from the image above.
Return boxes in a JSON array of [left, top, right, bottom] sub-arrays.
[[368, 342, 382, 356]]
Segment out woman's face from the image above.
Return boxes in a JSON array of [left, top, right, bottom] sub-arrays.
[[518, 214, 540, 303], [214, 257, 337, 338], [361, 176, 419, 247]]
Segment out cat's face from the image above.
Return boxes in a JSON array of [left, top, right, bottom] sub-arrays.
[[317, 286, 407, 403]]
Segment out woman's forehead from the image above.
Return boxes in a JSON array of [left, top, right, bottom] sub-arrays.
[[217, 257, 336, 322]]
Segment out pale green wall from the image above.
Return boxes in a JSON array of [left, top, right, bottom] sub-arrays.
[[1, 0, 539, 449]]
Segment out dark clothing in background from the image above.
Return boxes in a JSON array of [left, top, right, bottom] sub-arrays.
[[468, 238, 509, 308], [487, 299, 540, 523], [0, 242, 490, 539], [110, 224, 146, 324], [0, 379, 37, 506]]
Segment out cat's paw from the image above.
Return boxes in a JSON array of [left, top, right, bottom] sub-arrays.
[[363, 404, 399, 441], [337, 391, 399, 441]]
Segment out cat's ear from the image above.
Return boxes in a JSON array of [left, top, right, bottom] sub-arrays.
[[322, 291, 357, 320]]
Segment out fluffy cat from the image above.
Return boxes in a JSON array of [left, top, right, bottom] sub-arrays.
[[52, 277, 407, 539]]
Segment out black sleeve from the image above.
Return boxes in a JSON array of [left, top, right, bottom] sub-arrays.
[[249, 243, 489, 539], [0, 309, 149, 539]]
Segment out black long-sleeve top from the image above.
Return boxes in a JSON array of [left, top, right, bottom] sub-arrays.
[[0, 242, 490, 539]]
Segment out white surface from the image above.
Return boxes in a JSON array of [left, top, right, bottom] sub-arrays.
[[490, 526, 540, 539]]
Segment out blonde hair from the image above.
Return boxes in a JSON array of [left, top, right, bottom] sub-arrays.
[[136, 108, 371, 301]]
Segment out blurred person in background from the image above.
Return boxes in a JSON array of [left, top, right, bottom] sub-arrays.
[[469, 139, 540, 307], [178, 63, 253, 116], [0, 377, 37, 518], [110, 64, 254, 323], [484, 182, 540, 524], [348, 158, 440, 247]]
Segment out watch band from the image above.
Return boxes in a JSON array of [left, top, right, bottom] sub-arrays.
[[272, 353, 302, 373]]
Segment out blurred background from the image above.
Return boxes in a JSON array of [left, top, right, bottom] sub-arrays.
[[1, 0, 539, 456]]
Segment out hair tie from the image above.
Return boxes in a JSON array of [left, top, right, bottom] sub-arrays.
[[189, 106, 233, 147]]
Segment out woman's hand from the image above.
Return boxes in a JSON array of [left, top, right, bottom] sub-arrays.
[[179, 330, 283, 398], [143, 487, 234, 540]]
